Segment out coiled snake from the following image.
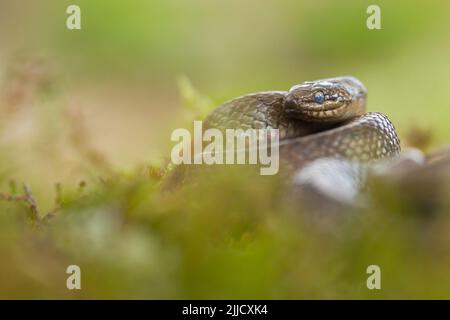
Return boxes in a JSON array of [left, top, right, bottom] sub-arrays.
[[203, 76, 400, 171], [167, 76, 401, 186]]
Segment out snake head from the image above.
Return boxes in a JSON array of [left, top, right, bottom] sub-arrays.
[[284, 76, 367, 123]]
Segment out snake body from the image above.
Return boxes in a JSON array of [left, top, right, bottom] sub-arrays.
[[165, 76, 401, 189], [203, 76, 400, 172]]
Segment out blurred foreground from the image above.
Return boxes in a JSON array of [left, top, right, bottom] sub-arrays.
[[1, 151, 450, 299]]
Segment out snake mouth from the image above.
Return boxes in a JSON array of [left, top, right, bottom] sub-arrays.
[[297, 103, 350, 122], [284, 96, 350, 121], [305, 100, 347, 111]]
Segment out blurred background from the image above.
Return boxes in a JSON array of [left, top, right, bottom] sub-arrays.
[[0, 0, 450, 299]]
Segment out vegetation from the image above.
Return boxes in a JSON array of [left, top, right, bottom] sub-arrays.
[[0, 0, 449, 299]]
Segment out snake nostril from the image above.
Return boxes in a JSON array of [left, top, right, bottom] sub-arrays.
[[284, 96, 297, 111]]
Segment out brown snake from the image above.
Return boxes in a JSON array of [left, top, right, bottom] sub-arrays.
[[167, 76, 401, 186], [203, 76, 400, 171]]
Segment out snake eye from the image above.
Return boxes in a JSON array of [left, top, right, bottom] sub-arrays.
[[314, 91, 325, 104]]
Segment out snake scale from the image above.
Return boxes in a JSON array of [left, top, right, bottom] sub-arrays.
[[166, 76, 401, 186]]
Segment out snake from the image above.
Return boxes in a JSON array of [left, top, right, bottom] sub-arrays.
[[202, 76, 400, 171], [166, 76, 401, 186]]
